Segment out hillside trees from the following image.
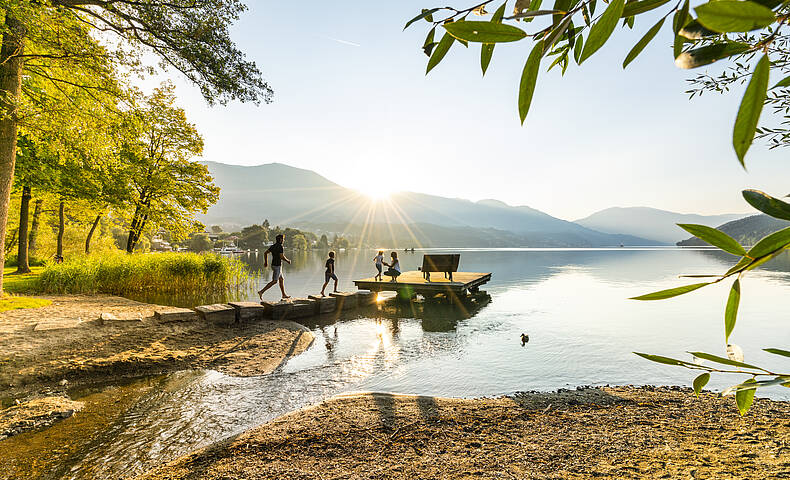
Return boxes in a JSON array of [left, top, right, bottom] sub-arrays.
[[118, 85, 218, 252], [0, 1, 271, 294]]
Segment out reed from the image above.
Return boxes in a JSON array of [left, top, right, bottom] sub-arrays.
[[35, 252, 250, 296]]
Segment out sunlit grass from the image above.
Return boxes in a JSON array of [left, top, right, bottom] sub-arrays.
[[0, 294, 51, 312], [35, 252, 251, 296], [3, 266, 44, 294]]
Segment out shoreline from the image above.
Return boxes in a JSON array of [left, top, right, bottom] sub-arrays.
[[0, 294, 314, 437], [139, 386, 790, 480]]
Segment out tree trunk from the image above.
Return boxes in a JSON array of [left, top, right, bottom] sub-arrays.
[[85, 213, 101, 254], [28, 198, 42, 255], [56, 200, 65, 258], [0, 14, 26, 295], [15, 185, 31, 273]]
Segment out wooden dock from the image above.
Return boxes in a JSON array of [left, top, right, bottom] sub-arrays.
[[354, 271, 492, 296]]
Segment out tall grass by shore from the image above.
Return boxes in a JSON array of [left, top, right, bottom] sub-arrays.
[[36, 252, 251, 296]]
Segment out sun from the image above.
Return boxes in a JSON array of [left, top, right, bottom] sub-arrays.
[[356, 186, 393, 201]]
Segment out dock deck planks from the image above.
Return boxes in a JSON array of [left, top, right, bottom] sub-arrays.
[[354, 271, 491, 295]]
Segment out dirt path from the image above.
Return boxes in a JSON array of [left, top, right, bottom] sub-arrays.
[[139, 386, 790, 480], [0, 295, 314, 400]]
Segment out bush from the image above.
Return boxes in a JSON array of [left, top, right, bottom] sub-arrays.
[[35, 251, 250, 295], [5, 254, 47, 268]]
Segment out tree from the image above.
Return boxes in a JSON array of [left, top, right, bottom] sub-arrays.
[[188, 233, 213, 252], [118, 85, 219, 252], [291, 233, 309, 251], [0, 1, 272, 294], [211, 225, 223, 234], [318, 234, 330, 250]]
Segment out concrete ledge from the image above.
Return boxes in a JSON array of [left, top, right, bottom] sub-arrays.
[[307, 295, 337, 314], [269, 298, 316, 321], [154, 308, 198, 323], [194, 304, 236, 325], [330, 291, 357, 311], [229, 301, 267, 322], [34, 318, 82, 332]]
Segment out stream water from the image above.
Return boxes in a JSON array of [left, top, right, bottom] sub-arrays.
[[3, 248, 790, 479]]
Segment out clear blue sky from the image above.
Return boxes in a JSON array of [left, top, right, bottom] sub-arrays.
[[160, 1, 790, 220]]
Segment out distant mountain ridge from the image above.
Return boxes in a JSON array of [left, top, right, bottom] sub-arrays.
[[575, 207, 750, 244], [198, 161, 657, 247], [677, 214, 790, 247]]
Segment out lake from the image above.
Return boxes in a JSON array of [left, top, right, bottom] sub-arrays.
[[5, 247, 790, 479]]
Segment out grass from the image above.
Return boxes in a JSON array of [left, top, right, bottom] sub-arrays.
[[34, 251, 250, 296], [0, 294, 51, 312], [2, 266, 44, 294]]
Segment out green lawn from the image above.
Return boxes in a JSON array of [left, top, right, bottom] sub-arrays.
[[3, 266, 43, 294], [0, 294, 51, 312]]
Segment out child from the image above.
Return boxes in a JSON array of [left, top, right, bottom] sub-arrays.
[[321, 251, 339, 296], [373, 250, 384, 281], [383, 251, 401, 282]]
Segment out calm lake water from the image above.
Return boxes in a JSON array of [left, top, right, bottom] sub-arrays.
[[4, 248, 790, 479]]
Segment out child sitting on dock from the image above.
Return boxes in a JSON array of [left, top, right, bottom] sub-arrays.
[[373, 250, 384, 281], [383, 251, 401, 281], [321, 251, 339, 296]]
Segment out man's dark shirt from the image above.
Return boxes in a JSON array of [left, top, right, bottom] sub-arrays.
[[325, 257, 334, 274], [267, 243, 284, 266]]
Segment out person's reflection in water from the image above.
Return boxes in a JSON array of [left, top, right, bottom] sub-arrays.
[[321, 325, 338, 361]]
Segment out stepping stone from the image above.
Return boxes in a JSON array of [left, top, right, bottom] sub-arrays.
[[34, 318, 82, 332], [154, 308, 198, 323], [99, 312, 142, 325], [194, 304, 236, 325], [330, 291, 357, 311], [228, 302, 267, 322], [270, 298, 316, 321], [307, 295, 337, 314], [355, 290, 376, 306]]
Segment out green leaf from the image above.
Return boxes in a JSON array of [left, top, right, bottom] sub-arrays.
[[746, 226, 790, 259], [426, 32, 455, 74], [675, 41, 750, 69], [742, 189, 790, 221], [673, 34, 685, 59], [492, 1, 508, 22], [695, 0, 776, 33], [506, 9, 562, 19], [580, 0, 625, 63], [622, 0, 671, 17], [519, 40, 545, 124], [693, 372, 710, 396], [680, 19, 719, 39], [405, 8, 441, 30], [677, 224, 747, 256], [630, 282, 710, 300], [423, 27, 436, 57], [573, 34, 584, 63], [623, 18, 665, 68], [735, 378, 757, 415], [674, 0, 690, 34], [634, 352, 699, 367], [481, 44, 495, 75], [543, 14, 574, 53], [444, 21, 527, 43], [764, 348, 790, 358], [773, 75, 790, 89], [725, 256, 752, 276], [689, 351, 763, 370], [725, 279, 740, 343], [525, 0, 545, 22]]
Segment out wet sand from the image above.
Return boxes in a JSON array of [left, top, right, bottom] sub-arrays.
[[0, 295, 314, 431], [140, 386, 790, 480]]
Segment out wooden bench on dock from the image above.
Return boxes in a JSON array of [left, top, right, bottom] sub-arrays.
[[420, 254, 460, 282]]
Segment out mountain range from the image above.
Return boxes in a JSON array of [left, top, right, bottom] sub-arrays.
[[575, 207, 751, 244], [198, 161, 751, 247], [677, 214, 790, 247]]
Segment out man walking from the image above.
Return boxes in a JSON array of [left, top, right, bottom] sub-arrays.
[[258, 234, 291, 300]]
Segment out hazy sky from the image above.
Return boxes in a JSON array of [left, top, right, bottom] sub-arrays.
[[158, 1, 790, 221]]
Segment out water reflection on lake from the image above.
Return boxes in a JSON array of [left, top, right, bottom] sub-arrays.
[[5, 248, 790, 480]]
